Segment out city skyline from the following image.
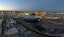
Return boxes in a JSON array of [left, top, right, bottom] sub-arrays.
[[0, 0, 64, 11]]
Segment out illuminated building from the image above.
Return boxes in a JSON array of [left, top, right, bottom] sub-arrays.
[[35, 11, 40, 16]]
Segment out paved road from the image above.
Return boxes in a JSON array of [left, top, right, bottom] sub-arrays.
[[6, 18, 63, 37], [21, 19, 63, 37]]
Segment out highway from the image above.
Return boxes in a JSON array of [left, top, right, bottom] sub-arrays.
[[2, 17, 63, 37], [13, 17, 63, 37]]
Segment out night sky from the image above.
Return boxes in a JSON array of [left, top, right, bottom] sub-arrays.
[[0, 0, 64, 11]]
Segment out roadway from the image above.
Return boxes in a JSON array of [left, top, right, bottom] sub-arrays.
[[4, 17, 63, 37], [14, 17, 63, 37]]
